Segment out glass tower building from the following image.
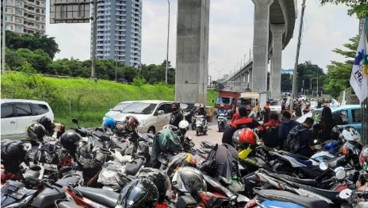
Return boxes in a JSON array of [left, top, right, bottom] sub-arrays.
[[93, 0, 142, 66]]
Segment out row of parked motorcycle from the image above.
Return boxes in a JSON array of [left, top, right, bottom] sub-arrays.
[[1, 114, 367, 208]]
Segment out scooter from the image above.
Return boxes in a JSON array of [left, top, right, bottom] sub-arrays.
[[217, 113, 227, 132], [194, 115, 208, 136]]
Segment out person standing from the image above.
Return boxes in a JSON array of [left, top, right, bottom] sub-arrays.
[[170, 102, 183, 128], [284, 117, 315, 157], [318, 106, 337, 142], [259, 113, 281, 148], [278, 111, 299, 148], [295, 101, 302, 118], [263, 101, 271, 123]]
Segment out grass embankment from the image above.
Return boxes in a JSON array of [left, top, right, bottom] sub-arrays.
[[1, 72, 218, 128]]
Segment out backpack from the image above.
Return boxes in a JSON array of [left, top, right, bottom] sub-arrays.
[[283, 126, 306, 153]]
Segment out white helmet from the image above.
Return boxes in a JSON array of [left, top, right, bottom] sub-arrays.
[[342, 127, 361, 142], [179, 120, 189, 130]]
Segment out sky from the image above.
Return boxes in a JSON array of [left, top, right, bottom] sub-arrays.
[[46, 0, 359, 80]]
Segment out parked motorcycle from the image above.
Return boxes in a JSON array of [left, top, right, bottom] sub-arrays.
[[1, 174, 82, 208]]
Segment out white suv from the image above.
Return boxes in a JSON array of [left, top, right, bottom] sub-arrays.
[[1, 99, 54, 139]]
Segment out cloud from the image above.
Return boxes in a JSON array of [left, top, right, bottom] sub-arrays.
[[282, 0, 358, 72], [45, 0, 359, 78]]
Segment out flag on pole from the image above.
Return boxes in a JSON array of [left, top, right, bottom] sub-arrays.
[[350, 30, 368, 103]]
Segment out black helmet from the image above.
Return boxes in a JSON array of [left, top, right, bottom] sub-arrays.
[[1, 141, 30, 173], [166, 153, 197, 177], [27, 123, 46, 141], [172, 166, 207, 196], [331, 126, 342, 139], [60, 131, 82, 153], [33, 143, 60, 164], [37, 116, 54, 133], [137, 168, 171, 203], [117, 178, 159, 208]]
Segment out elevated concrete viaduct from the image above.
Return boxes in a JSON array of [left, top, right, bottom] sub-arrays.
[[175, 0, 296, 106]]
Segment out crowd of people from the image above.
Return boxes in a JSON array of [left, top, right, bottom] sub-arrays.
[[221, 104, 337, 158]]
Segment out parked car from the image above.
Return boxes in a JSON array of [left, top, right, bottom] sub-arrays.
[[269, 99, 282, 114], [296, 105, 362, 134], [103, 100, 173, 134], [1, 99, 54, 139], [103, 101, 134, 121]]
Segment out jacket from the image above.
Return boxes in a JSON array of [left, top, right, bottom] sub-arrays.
[[150, 128, 183, 165], [260, 119, 281, 147], [278, 119, 299, 146]]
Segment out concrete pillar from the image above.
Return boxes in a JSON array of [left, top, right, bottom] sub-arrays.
[[249, 70, 253, 90], [175, 0, 210, 105], [245, 72, 249, 89], [252, 0, 273, 107], [270, 24, 285, 99]]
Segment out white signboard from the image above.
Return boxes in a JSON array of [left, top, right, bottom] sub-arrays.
[[50, 0, 90, 24]]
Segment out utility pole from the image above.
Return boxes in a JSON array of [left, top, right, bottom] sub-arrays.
[[91, 0, 98, 78], [1, 3, 5, 74], [316, 72, 319, 97], [165, 0, 170, 84], [290, 0, 306, 112], [115, 58, 118, 81]]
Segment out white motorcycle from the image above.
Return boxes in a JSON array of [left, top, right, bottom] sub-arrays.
[[217, 113, 227, 132], [194, 115, 208, 136]]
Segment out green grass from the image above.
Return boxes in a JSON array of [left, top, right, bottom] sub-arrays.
[[1, 72, 218, 128]]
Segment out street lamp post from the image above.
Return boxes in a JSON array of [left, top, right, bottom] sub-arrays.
[[165, 0, 170, 84]]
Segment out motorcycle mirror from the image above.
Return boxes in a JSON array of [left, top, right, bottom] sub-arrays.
[[339, 189, 352, 199], [334, 167, 346, 180], [319, 162, 329, 171]]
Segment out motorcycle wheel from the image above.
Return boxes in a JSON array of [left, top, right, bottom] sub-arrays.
[[196, 129, 200, 136], [192, 123, 196, 130]]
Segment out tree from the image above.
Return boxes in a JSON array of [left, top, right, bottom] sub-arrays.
[[296, 61, 326, 95], [320, 0, 368, 18], [5, 31, 60, 59], [323, 35, 359, 98], [5, 48, 52, 73], [281, 73, 292, 92]]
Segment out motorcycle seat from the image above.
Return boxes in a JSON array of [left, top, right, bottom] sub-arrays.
[[256, 189, 330, 208], [125, 158, 144, 176], [275, 173, 318, 187], [296, 183, 342, 202], [75, 186, 119, 207]]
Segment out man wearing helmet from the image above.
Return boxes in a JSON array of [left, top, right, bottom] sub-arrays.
[[170, 102, 183, 128], [222, 107, 261, 146]]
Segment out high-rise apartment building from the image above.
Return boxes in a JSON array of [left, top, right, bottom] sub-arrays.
[[4, 0, 46, 34], [93, 0, 142, 66]]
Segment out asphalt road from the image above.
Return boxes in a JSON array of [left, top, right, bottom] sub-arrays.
[[187, 118, 223, 146]]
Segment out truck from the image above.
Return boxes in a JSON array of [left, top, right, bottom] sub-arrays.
[[214, 90, 240, 111], [237, 92, 260, 108]]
